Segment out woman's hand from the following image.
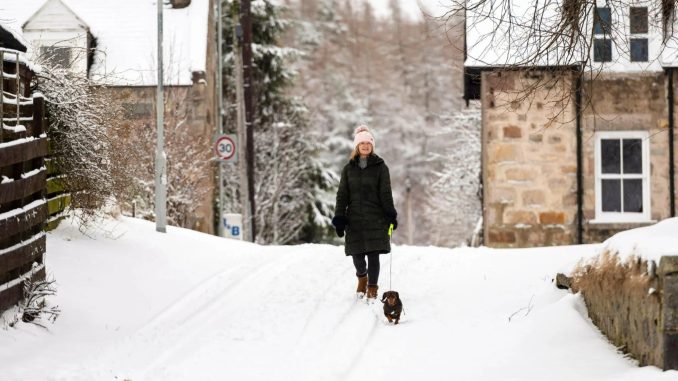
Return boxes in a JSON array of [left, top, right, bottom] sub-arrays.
[[332, 216, 347, 237], [385, 212, 398, 231]]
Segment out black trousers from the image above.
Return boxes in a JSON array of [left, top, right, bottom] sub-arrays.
[[352, 252, 380, 286]]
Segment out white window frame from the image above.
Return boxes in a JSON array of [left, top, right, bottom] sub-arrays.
[[593, 6, 613, 63], [592, 131, 652, 223], [629, 6, 649, 62]]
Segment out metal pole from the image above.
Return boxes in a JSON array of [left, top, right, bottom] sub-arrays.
[[240, 0, 256, 242], [155, 0, 167, 233], [217, 0, 225, 237], [233, 5, 251, 242]]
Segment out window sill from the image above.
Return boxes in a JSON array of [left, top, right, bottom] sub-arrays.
[[587, 219, 656, 230]]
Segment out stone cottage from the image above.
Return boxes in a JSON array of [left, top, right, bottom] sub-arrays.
[[0, 0, 218, 234], [465, 1, 678, 247]]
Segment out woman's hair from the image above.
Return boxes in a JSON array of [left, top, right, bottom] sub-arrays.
[[350, 143, 374, 160]]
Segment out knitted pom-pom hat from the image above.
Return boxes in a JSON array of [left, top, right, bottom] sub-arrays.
[[353, 125, 375, 149]]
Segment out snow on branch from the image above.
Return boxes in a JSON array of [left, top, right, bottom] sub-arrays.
[[33, 56, 134, 228]]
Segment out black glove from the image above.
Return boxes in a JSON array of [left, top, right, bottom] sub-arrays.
[[385, 211, 398, 231], [332, 216, 347, 238]]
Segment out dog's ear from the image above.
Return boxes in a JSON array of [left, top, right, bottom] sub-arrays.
[[380, 293, 387, 302], [395, 292, 400, 300]]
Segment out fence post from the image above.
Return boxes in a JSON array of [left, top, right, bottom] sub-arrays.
[[1, 50, 4, 143], [33, 94, 44, 137]]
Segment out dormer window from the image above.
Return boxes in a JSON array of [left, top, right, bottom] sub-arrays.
[[593, 7, 612, 62], [630, 7, 649, 62]]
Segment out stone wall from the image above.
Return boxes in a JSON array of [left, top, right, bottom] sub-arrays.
[[482, 70, 578, 247], [572, 255, 678, 370], [581, 73, 671, 242], [482, 69, 678, 247]]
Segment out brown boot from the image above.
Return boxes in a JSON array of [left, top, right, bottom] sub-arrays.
[[356, 275, 367, 295], [367, 285, 378, 299]]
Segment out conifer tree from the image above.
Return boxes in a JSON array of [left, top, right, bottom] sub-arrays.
[[220, 0, 334, 244]]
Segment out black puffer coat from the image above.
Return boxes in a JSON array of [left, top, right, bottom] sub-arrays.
[[334, 154, 397, 256]]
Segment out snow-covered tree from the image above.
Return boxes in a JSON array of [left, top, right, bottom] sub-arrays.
[[286, 0, 475, 247], [221, 0, 334, 244], [123, 86, 212, 230], [421, 107, 482, 247], [34, 61, 133, 227]]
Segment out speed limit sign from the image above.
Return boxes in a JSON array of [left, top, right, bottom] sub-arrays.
[[215, 134, 237, 162]]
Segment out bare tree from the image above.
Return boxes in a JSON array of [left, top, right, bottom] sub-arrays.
[[446, 0, 678, 111]]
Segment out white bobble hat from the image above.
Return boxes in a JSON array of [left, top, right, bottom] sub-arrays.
[[353, 125, 375, 149]]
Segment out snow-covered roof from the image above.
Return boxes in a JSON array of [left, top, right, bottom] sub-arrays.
[[0, 21, 28, 52], [0, 0, 209, 86], [465, 0, 670, 72]]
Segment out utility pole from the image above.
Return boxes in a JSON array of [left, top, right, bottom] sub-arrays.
[[155, 0, 167, 233], [216, 0, 225, 237], [240, 0, 256, 242], [233, 4, 251, 242]]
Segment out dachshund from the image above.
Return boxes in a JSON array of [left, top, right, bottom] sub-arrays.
[[380, 291, 403, 324]]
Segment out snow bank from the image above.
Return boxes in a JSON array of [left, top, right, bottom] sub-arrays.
[[1, 216, 676, 380], [599, 218, 678, 263]]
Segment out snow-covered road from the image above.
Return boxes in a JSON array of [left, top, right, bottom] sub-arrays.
[[1, 217, 676, 380]]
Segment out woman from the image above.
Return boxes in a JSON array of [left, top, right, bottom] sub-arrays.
[[332, 125, 398, 299]]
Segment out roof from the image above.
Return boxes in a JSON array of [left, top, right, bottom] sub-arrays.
[[464, 0, 671, 72], [0, 0, 210, 86], [0, 23, 27, 52], [23, 0, 90, 31]]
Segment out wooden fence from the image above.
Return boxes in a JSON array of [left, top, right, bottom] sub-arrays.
[[45, 112, 70, 231], [0, 48, 48, 314]]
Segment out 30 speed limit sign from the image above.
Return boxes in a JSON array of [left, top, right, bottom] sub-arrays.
[[215, 134, 237, 162]]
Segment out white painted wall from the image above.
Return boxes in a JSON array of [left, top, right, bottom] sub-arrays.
[[22, 0, 89, 75]]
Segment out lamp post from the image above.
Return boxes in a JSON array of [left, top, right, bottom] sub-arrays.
[[216, 0, 225, 237], [155, 0, 167, 233]]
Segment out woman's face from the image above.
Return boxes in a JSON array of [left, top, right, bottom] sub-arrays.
[[358, 142, 372, 156]]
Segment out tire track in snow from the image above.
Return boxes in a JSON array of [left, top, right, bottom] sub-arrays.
[[292, 252, 360, 345], [308, 301, 381, 381], [81, 251, 304, 379], [135, 251, 312, 379]]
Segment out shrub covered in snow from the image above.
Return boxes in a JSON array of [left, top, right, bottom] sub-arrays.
[[33, 61, 135, 228]]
